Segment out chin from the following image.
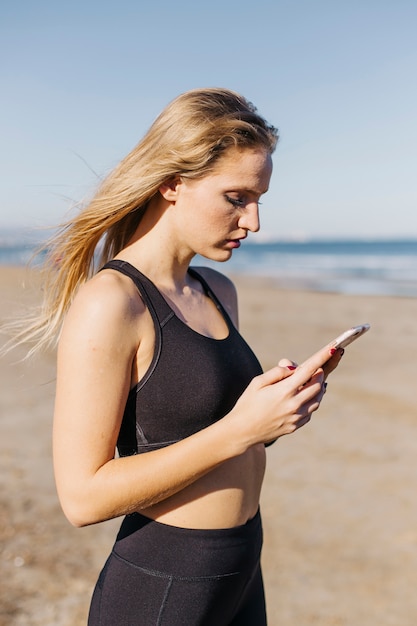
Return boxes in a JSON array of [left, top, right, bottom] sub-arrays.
[[201, 249, 233, 263]]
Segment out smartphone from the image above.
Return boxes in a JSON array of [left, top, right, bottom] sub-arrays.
[[330, 323, 371, 350], [299, 323, 371, 374]]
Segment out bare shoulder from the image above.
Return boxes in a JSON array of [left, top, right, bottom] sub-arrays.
[[60, 267, 146, 350], [191, 266, 239, 326]]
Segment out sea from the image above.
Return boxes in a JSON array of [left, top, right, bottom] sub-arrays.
[[1, 228, 417, 298]]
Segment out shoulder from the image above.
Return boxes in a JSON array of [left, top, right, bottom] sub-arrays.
[[191, 266, 239, 327], [59, 268, 146, 354], [72, 267, 145, 321]]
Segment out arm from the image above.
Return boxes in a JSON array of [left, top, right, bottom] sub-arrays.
[[53, 270, 244, 527]]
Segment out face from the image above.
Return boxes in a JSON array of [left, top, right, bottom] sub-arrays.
[[164, 148, 273, 262]]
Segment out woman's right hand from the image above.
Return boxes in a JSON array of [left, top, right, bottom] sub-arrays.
[[229, 345, 340, 448]]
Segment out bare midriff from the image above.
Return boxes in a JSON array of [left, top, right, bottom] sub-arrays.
[[139, 443, 266, 529]]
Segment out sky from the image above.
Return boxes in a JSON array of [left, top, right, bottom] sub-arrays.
[[1, 0, 416, 239]]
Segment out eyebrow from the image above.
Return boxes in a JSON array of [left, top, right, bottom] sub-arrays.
[[228, 186, 270, 195]]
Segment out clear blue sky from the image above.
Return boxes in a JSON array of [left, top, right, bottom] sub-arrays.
[[1, 0, 416, 239]]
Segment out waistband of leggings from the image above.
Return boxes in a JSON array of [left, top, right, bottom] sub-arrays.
[[113, 508, 263, 577]]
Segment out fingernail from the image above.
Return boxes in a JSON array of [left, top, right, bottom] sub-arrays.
[[287, 365, 297, 370], [340, 348, 345, 356], [329, 347, 337, 355]]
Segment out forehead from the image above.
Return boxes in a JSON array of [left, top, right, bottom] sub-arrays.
[[210, 148, 273, 192]]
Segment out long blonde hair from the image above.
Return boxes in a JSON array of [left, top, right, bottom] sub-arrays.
[[5, 88, 278, 355]]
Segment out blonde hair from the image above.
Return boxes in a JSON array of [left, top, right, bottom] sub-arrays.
[[5, 88, 278, 355]]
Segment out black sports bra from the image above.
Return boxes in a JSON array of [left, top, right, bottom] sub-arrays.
[[102, 260, 263, 456]]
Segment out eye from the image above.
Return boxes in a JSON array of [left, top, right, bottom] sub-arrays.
[[225, 195, 263, 209], [225, 195, 245, 207]]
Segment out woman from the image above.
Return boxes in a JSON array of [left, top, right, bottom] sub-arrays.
[[20, 89, 342, 624]]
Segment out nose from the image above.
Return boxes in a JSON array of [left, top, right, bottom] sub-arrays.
[[238, 202, 260, 233]]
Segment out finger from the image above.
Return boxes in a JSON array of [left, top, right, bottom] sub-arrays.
[[307, 368, 325, 386], [306, 376, 328, 410], [293, 370, 324, 404], [294, 413, 312, 430], [256, 364, 296, 388], [278, 358, 298, 369], [290, 343, 338, 388], [297, 391, 323, 420], [322, 348, 344, 379]]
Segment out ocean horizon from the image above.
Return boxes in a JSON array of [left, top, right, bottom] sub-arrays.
[[1, 227, 417, 298]]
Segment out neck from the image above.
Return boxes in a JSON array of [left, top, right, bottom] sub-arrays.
[[115, 198, 195, 289]]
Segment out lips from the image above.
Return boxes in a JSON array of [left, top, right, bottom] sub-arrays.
[[226, 239, 242, 249]]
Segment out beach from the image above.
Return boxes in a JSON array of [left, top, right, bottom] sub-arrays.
[[1, 266, 417, 626]]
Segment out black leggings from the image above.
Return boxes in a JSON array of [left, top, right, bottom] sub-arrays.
[[88, 509, 267, 625]]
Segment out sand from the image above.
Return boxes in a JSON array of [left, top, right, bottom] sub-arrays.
[[1, 266, 417, 626]]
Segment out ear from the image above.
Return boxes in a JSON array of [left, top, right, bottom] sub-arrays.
[[159, 177, 182, 202]]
